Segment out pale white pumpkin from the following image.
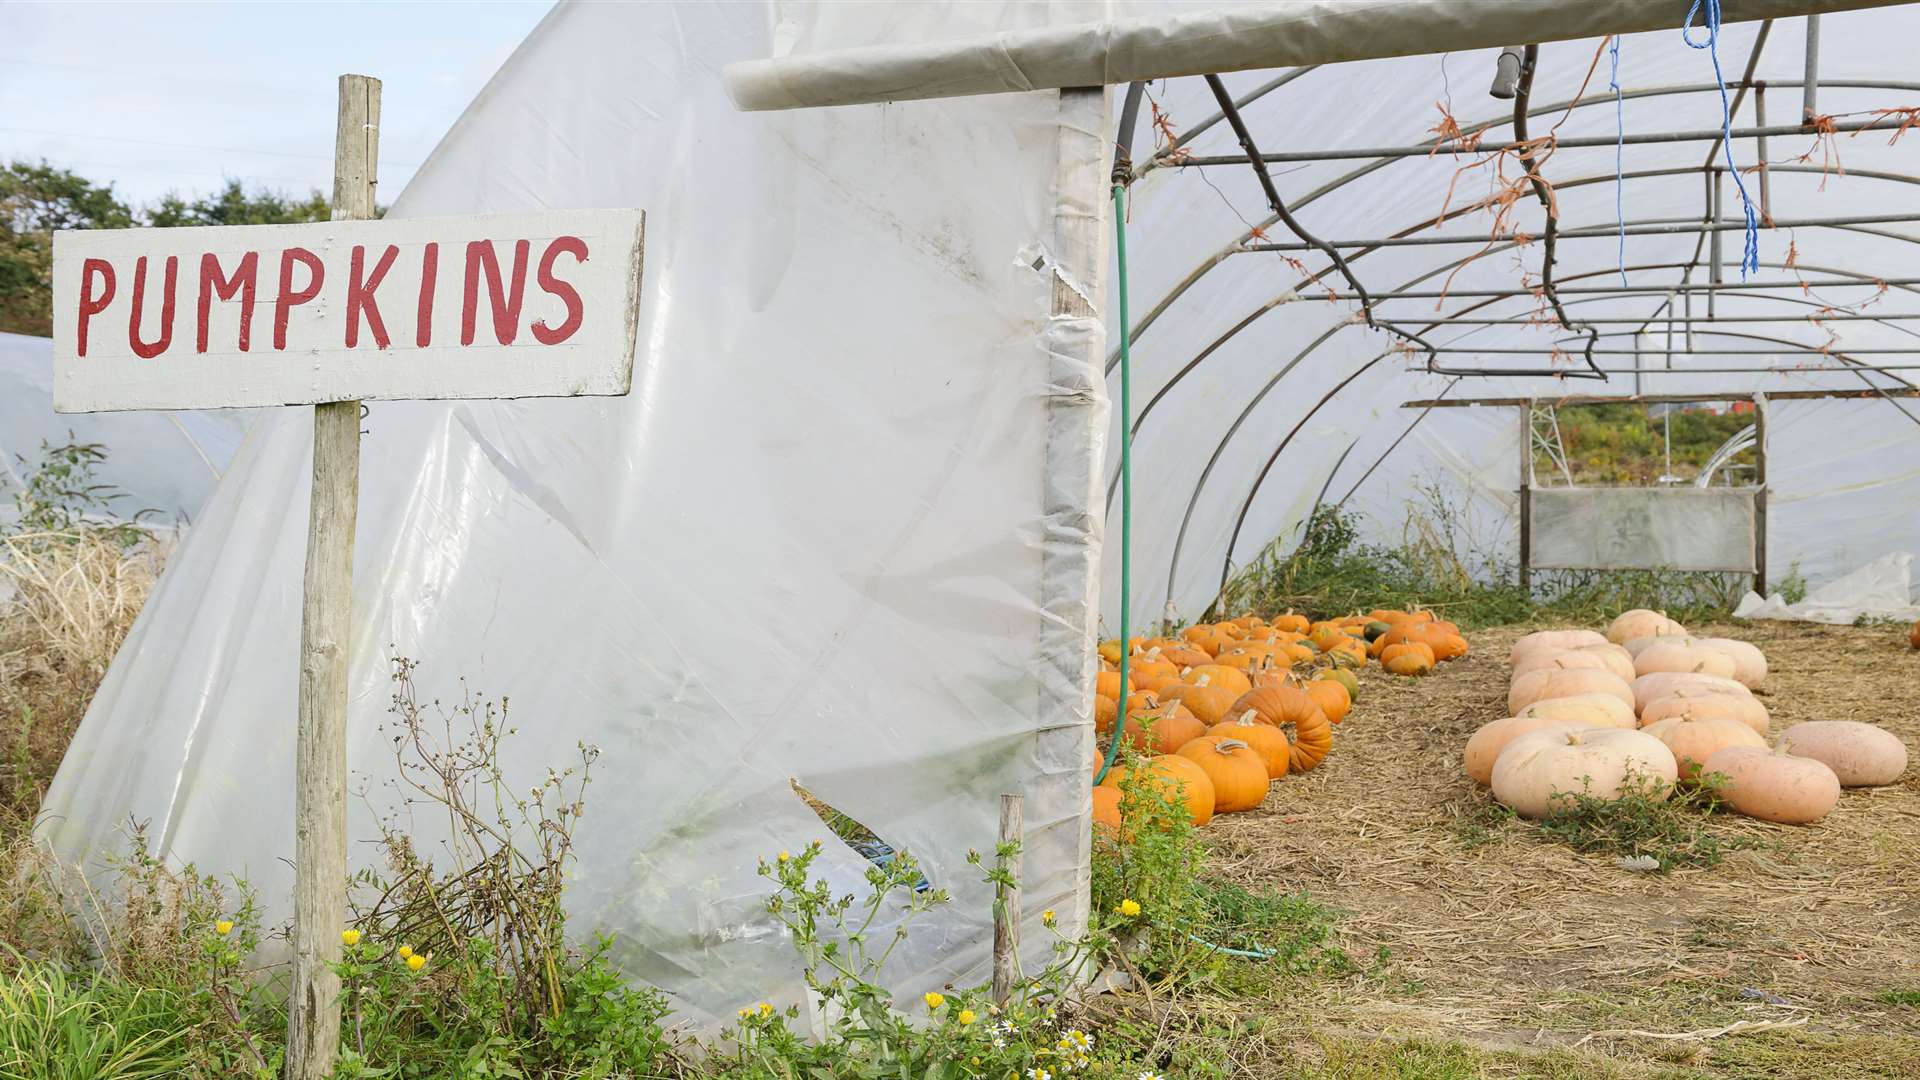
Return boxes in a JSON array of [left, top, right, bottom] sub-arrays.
[[1777, 721, 1908, 787], [1703, 741, 1840, 824], [1643, 714, 1766, 780], [1509, 629, 1609, 664], [1464, 717, 1585, 786], [1631, 672, 1752, 715], [1508, 668, 1636, 716], [1491, 727, 1679, 819], [1695, 637, 1768, 686], [1516, 693, 1640, 730], [1621, 633, 1697, 657], [1607, 609, 1686, 644], [1511, 650, 1614, 681], [1639, 690, 1770, 735], [1633, 641, 1738, 680]]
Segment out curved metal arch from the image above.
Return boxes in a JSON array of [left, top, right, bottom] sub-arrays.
[[1155, 257, 1920, 618], [1106, 210, 1920, 509], [1151, 261, 1688, 615], [1108, 162, 1920, 466], [1114, 78, 1920, 369], [1204, 293, 1920, 615]]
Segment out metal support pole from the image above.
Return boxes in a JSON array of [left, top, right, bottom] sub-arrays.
[[1709, 170, 1724, 319], [1803, 15, 1822, 122], [1517, 402, 1532, 597], [1755, 83, 1774, 224], [1237, 211, 1920, 252], [1753, 394, 1770, 595]]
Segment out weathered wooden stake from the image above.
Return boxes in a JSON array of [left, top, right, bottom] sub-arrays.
[[286, 72, 379, 1080], [991, 793, 1023, 1007]]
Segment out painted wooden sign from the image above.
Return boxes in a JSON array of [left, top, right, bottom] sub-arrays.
[[51, 208, 644, 412]]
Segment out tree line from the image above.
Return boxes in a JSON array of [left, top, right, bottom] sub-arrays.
[[1, 161, 337, 336]]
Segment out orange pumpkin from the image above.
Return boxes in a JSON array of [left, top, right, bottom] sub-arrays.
[[1270, 612, 1310, 634], [1095, 690, 1159, 735], [1157, 643, 1212, 668], [1100, 754, 1215, 826], [1091, 786, 1124, 834], [1158, 677, 1240, 724], [1095, 670, 1132, 700], [1123, 699, 1206, 755], [1129, 668, 1181, 695], [1909, 620, 1920, 650], [1383, 651, 1432, 677], [1427, 632, 1469, 661], [1229, 685, 1333, 772], [1379, 641, 1436, 669], [1304, 678, 1350, 724], [1208, 713, 1291, 778], [1184, 664, 1253, 697], [1175, 736, 1270, 812]]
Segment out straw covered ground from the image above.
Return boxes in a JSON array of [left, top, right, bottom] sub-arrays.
[[1157, 620, 1920, 1077]]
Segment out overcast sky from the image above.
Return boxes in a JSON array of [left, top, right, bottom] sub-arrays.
[[0, 1, 554, 209]]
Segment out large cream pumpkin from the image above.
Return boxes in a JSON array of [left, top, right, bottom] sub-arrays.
[[1516, 693, 1640, 730], [1702, 742, 1840, 824], [1777, 721, 1909, 787], [1633, 641, 1738, 680], [1465, 717, 1583, 786], [1512, 644, 1635, 684], [1608, 609, 1687, 644], [1639, 690, 1770, 735], [1643, 714, 1766, 780], [1695, 638, 1768, 686], [1631, 672, 1751, 715], [1490, 727, 1679, 819], [1509, 629, 1609, 663], [1508, 668, 1635, 716], [1621, 633, 1696, 657]]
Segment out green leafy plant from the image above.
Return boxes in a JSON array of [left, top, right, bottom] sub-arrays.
[[1534, 772, 1761, 871]]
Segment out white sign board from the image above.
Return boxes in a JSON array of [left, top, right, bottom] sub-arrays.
[[52, 209, 644, 412]]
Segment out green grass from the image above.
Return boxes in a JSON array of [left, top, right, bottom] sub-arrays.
[[1877, 989, 1920, 1007], [1219, 505, 1745, 631], [0, 958, 189, 1080], [1533, 774, 1763, 872], [1541, 403, 1752, 487]]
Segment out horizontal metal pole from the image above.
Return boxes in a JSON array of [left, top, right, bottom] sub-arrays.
[[1384, 312, 1920, 325], [1430, 346, 1920, 355], [1242, 212, 1920, 252], [1309, 276, 1920, 301], [1404, 386, 1920, 407], [1183, 113, 1916, 166]]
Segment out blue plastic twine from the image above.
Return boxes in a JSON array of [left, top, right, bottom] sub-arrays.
[[1609, 35, 1627, 286], [1684, 0, 1761, 277]]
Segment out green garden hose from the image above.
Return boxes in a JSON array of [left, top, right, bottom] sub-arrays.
[[1094, 181, 1132, 787]]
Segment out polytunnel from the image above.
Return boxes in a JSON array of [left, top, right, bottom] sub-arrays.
[[35, 0, 1920, 1037]]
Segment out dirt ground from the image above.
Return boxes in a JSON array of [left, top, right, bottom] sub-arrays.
[[1202, 620, 1920, 1077]]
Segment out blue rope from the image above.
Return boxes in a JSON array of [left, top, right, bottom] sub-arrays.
[[1684, 0, 1761, 277], [1609, 35, 1627, 287]]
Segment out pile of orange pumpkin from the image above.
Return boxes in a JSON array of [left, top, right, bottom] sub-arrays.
[[1088, 607, 1462, 832]]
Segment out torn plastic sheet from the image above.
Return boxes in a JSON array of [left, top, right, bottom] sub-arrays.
[[1735, 552, 1920, 624]]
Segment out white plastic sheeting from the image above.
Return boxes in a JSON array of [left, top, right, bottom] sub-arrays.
[[40, 2, 1105, 1030], [0, 331, 252, 526], [1764, 395, 1920, 587], [1736, 552, 1920, 622], [1099, 7, 1920, 626]]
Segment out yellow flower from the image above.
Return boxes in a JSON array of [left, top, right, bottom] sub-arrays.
[[923, 991, 946, 1010], [1117, 898, 1141, 918], [1041, 909, 1057, 927], [341, 929, 362, 946], [738, 1007, 751, 1019], [758, 1002, 774, 1017], [214, 920, 234, 936], [777, 850, 791, 862], [406, 953, 426, 972], [398, 945, 413, 960], [958, 1008, 977, 1026]]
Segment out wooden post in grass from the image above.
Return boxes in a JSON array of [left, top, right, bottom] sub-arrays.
[[992, 793, 1023, 1006], [286, 72, 379, 1080]]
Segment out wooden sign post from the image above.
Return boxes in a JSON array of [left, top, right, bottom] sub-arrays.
[[50, 75, 644, 1080]]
